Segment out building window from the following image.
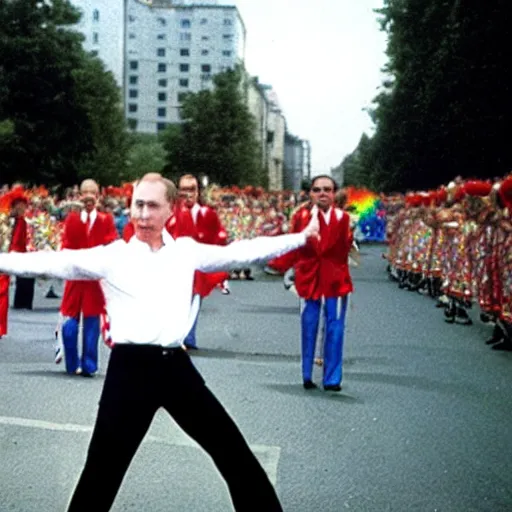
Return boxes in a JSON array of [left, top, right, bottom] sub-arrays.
[[128, 33, 136, 39], [127, 119, 138, 130], [158, 92, 167, 101], [157, 107, 166, 117], [180, 32, 191, 42], [129, 76, 138, 85], [157, 17, 166, 26], [201, 35, 209, 41], [157, 48, 165, 57], [179, 78, 189, 87], [201, 49, 209, 56], [200, 18, 207, 25], [157, 34, 166, 40], [201, 64, 211, 73], [177, 92, 188, 102], [157, 122, 168, 132], [179, 64, 189, 72], [158, 63, 166, 73], [180, 48, 190, 57], [129, 89, 138, 99], [128, 104, 138, 113], [128, 15, 135, 23], [181, 19, 191, 28], [158, 79, 167, 87], [129, 60, 138, 70], [223, 34, 233, 41], [222, 50, 232, 57], [223, 19, 232, 25], [93, 32, 99, 44], [93, 9, 99, 22]]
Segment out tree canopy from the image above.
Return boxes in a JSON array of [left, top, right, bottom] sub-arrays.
[[161, 66, 265, 187], [0, 0, 128, 188], [336, 0, 511, 193]]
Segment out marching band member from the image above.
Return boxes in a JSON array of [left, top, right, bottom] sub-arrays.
[[57, 179, 118, 376]]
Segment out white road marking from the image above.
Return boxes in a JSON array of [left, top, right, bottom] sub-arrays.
[[0, 415, 281, 484]]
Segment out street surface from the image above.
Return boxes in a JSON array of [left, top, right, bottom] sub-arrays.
[[1, 245, 511, 511]]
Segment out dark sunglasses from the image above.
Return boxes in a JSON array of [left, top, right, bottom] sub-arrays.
[[311, 186, 333, 193]]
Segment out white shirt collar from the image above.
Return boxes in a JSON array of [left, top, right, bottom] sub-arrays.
[[311, 205, 332, 225], [81, 209, 97, 225], [128, 229, 175, 251], [190, 203, 201, 224]]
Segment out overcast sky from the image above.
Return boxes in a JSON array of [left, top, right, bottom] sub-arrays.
[[233, 0, 388, 175]]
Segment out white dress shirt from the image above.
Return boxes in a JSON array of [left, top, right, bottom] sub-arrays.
[[0, 230, 306, 348], [190, 203, 200, 225], [310, 205, 333, 226], [80, 209, 97, 230]]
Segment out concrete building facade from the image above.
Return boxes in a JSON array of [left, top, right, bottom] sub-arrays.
[[124, 0, 245, 133], [71, 0, 126, 88]]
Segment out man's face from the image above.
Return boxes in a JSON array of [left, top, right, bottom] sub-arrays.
[[12, 200, 27, 217], [80, 184, 99, 213], [131, 180, 172, 243], [310, 178, 335, 211], [178, 177, 199, 208]]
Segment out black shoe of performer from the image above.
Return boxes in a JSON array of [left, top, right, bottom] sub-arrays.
[[303, 380, 317, 390], [323, 384, 342, 392]]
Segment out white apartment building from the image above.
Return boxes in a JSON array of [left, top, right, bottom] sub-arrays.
[[71, 0, 125, 87], [125, 0, 246, 132]]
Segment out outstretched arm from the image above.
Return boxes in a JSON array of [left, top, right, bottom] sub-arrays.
[[0, 244, 113, 280], [193, 215, 319, 273]]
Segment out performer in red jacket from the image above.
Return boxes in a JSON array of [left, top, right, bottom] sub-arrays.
[[59, 179, 118, 376], [268, 175, 354, 391], [0, 187, 31, 337], [10, 191, 35, 310], [178, 174, 229, 350]]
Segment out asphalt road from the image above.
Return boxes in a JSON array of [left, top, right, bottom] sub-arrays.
[[1, 245, 511, 512]]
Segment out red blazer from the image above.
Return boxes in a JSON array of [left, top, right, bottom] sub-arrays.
[[269, 206, 354, 299], [60, 211, 118, 317], [9, 217, 28, 252], [180, 204, 229, 298]]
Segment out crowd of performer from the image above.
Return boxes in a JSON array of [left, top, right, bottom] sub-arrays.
[[384, 175, 512, 352], [0, 174, 356, 393]]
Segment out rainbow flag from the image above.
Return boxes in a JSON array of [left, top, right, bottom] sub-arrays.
[[345, 187, 386, 242]]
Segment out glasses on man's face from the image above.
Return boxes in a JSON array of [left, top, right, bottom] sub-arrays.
[[311, 186, 333, 193]]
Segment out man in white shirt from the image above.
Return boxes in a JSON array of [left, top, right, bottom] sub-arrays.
[[0, 174, 319, 512]]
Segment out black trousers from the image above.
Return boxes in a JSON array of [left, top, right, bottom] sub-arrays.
[[13, 277, 35, 310], [67, 344, 283, 512]]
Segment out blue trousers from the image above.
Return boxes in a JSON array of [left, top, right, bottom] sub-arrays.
[[62, 316, 100, 375], [301, 297, 348, 386], [183, 295, 202, 348]]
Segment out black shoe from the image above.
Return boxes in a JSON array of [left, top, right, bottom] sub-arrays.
[[303, 380, 317, 390], [81, 372, 95, 378], [485, 325, 503, 345], [324, 384, 342, 392], [485, 336, 503, 345], [492, 341, 512, 351]]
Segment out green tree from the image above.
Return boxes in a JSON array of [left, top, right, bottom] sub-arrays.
[[0, 0, 92, 185], [0, 0, 130, 187], [73, 54, 129, 185], [125, 133, 167, 181], [370, 0, 512, 192], [162, 66, 264, 186]]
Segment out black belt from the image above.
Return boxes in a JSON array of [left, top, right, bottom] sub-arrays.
[[113, 344, 184, 357]]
